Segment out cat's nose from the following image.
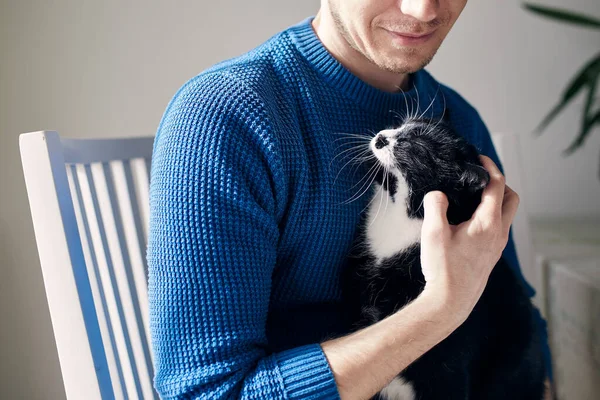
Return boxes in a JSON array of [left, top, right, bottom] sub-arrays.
[[375, 135, 389, 149]]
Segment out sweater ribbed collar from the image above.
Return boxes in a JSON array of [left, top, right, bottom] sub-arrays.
[[287, 17, 445, 118]]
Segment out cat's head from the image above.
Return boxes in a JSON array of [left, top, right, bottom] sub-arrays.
[[370, 117, 489, 224]]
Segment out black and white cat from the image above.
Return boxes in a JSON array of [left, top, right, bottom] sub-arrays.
[[340, 116, 546, 400]]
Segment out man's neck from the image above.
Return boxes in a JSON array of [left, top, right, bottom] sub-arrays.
[[311, 10, 410, 93]]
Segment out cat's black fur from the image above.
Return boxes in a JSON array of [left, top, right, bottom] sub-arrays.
[[340, 117, 546, 400]]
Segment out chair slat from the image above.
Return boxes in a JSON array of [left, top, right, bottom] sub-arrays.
[[124, 159, 150, 281], [130, 158, 151, 245], [109, 160, 155, 377], [92, 162, 155, 400], [78, 163, 141, 400], [68, 165, 125, 400]]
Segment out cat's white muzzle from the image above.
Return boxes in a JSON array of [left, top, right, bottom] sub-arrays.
[[371, 131, 397, 169]]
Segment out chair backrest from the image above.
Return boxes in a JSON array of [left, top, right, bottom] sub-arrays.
[[491, 132, 543, 312], [20, 130, 158, 400]]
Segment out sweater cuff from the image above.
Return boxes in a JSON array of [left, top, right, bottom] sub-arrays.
[[275, 343, 341, 399]]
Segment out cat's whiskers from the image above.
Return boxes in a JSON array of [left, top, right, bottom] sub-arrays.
[[384, 165, 390, 216], [330, 142, 371, 168], [417, 85, 440, 121], [414, 84, 421, 120], [359, 181, 382, 215], [347, 154, 377, 181], [389, 109, 408, 123], [330, 142, 371, 177], [332, 147, 375, 186], [341, 162, 382, 205], [368, 167, 388, 228], [425, 91, 447, 134], [332, 131, 376, 136], [342, 167, 380, 205], [347, 157, 379, 190], [399, 86, 411, 120], [357, 163, 391, 216], [332, 135, 373, 143]]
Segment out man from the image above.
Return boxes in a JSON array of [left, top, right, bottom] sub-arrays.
[[148, 1, 552, 398]]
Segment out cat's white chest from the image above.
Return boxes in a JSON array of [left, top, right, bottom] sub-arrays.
[[365, 180, 422, 262], [379, 376, 416, 400], [364, 192, 420, 399]]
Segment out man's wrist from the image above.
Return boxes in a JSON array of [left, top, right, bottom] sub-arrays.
[[416, 285, 471, 328]]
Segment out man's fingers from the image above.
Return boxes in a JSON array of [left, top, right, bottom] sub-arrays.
[[423, 191, 450, 232], [501, 184, 520, 233], [473, 156, 505, 224]]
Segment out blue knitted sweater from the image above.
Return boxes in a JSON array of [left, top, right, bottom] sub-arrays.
[[148, 17, 551, 399]]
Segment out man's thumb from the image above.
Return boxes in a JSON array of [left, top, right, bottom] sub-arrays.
[[423, 191, 449, 228]]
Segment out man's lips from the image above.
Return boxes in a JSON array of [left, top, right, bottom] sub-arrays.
[[385, 28, 436, 45], [393, 31, 431, 38]]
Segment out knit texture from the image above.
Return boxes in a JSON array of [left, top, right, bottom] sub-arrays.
[[148, 16, 551, 399]]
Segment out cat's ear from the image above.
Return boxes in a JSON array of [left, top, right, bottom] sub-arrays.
[[460, 164, 489, 192]]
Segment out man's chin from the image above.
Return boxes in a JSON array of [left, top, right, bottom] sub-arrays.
[[374, 57, 433, 75], [381, 48, 437, 74]]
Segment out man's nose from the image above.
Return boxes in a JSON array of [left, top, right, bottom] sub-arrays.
[[399, 0, 439, 23]]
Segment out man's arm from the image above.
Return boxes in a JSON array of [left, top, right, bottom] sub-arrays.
[[322, 157, 521, 400], [322, 288, 468, 400], [149, 74, 342, 399]]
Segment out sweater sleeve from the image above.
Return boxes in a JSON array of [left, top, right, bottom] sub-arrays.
[[147, 72, 341, 399], [474, 117, 554, 382]]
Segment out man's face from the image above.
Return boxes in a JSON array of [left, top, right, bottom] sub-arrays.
[[328, 0, 468, 74]]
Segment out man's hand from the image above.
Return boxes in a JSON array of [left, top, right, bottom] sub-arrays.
[[419, 155, 520, 320]]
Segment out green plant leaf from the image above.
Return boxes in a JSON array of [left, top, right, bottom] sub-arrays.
[[564, 81, 598, 154], [590, 109, 600, 126], [535, 53, 600, 134], [535, 101, 570, 135], [565, 107, 600, 154], [523, 3, 600, 28]]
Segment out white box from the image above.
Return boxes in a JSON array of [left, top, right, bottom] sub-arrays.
[[546, 259, 600, 400], [532, 218, 600, 318]]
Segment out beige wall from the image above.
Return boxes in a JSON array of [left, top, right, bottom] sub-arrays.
[[427, 0, 600, 218], [1, 0, 598, 398]]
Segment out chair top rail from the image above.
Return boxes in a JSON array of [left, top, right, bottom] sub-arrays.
[[21, 131, 155, 164]]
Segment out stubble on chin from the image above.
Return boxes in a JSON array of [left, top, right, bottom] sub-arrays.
[[369, 32, 440, 75]]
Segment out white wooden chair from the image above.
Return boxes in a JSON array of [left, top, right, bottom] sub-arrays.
[[19, 130, 158, 400]]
